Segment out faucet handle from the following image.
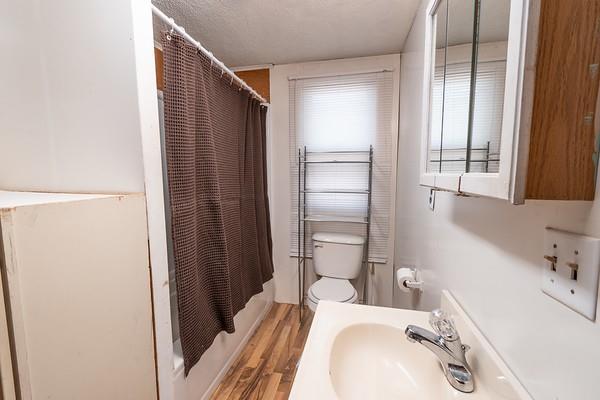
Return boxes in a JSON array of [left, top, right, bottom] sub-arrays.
[[429, 309, 459, 341]]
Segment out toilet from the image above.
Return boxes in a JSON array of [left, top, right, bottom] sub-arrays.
[[307, 232, 365, 312]]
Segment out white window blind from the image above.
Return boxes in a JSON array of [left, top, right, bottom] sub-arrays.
[[429, 60, 506, 173], [289, 71, 394, 262]]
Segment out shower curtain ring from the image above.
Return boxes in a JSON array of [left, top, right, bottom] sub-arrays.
[[230, 76, 234, 85], [166, 20, 175, 40]]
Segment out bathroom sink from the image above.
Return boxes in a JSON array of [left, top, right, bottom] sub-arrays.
[[329, 323, 453, 400], [289, 292, 532, 400]]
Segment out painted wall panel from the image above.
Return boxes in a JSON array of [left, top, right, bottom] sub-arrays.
[[0, 193, 156, 399], [1, 0, 146, 193]]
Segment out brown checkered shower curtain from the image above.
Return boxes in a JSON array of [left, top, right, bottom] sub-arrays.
[[161, 33, 273, 375]]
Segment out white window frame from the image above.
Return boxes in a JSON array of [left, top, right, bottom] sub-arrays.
[[288, 69, 397, 263]]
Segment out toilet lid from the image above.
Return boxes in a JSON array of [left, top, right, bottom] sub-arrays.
[[308, 278, 357, 303]]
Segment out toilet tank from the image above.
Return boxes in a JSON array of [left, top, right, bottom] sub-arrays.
[[312, 232, 365, 279]]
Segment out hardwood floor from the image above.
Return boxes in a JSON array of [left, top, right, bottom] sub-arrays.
[[210, 303, 314, 400]]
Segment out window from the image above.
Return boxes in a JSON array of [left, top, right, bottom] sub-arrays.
[[289, 71, 394, 262], [429, 60, 507, 173]]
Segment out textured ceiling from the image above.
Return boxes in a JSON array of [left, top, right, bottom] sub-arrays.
[[152, 0, 421, 67]]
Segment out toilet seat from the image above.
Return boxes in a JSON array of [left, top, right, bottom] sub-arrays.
[[307, 277, 358, 312]]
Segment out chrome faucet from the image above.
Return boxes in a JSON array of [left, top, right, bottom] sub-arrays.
[[405, 309, 474, 393]]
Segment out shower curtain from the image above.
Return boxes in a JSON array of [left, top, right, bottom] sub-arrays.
[[161, 33, 274, 375]]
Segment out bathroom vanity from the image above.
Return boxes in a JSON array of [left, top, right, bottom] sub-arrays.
[[290, 291, 531, 399]]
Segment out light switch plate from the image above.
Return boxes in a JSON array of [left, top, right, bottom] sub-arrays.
[[542, 228, 600, 320]]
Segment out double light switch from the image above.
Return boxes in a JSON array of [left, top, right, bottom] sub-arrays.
[[542, 228, 600, 320]]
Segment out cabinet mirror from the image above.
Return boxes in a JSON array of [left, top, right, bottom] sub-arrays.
[[425, 0, 511, 176], [468, 0, 510, 173]]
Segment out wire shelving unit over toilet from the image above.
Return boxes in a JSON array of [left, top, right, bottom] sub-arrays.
[[296, 146, 373, 322]]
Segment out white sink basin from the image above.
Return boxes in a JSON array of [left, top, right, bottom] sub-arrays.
[[329, 323, 448, 400], [289, 291, 532, 400]]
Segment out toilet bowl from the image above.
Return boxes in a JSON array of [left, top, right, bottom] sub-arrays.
[[307, 232, 365, 312], [307, 277, 359, 312]]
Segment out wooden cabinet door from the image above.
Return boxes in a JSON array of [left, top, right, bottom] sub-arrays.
[[525, 0, 600, 200]]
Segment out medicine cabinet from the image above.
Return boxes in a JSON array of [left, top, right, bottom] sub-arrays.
[[420, 0, 600, 203]]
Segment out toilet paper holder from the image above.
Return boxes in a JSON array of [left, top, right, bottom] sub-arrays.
[[403, 278, 424, 291], [397, 266, 424, 293]]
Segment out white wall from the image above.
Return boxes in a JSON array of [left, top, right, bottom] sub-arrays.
[[1, 0, 146, 193], [270, 55, 401, 307], [394, 2, 600, 399], [2, 2, 174, 399]]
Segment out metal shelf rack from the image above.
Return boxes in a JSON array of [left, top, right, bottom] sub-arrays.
[[297, 146, 373, 322], [430, 141, 499, 172]]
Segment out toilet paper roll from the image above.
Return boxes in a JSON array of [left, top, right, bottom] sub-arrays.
[[396, 267, 416, 293]]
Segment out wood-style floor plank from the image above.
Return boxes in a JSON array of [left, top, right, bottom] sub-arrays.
[[261, 373, 282, 400], [210, 304, 313, 400]]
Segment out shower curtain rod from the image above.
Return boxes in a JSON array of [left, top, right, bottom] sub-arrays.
[[151, 4, 268, 104]]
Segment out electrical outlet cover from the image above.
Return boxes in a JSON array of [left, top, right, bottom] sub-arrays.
[[428, 189, 436, 211], [542, 228, 600, 320]]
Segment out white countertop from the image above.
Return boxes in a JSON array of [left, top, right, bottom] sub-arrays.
[[290, 292, 532, 400]]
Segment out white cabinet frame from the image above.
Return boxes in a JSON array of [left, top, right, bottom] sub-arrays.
[[420, 0, 532, 203]]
